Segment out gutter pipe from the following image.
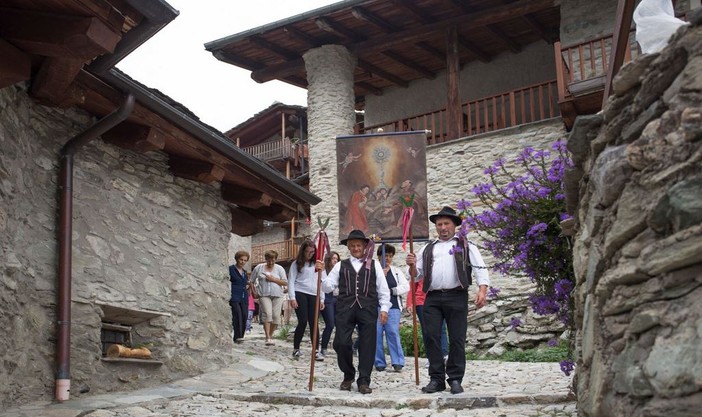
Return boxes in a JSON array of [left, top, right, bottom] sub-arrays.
[[55, 94, 135, 402]]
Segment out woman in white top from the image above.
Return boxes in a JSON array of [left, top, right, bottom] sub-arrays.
[[251, 249, 288, 345], [288, 239, 325, 360]]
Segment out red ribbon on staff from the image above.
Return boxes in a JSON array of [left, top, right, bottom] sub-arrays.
[[399, 193, 416, 251], [401, 206, 415, 251], [313, 229, 330, 262]]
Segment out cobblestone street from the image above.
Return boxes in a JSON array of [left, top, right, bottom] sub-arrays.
[[3, 324, 576, 417]]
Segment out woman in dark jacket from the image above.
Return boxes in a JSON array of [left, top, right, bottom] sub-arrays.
[[229, 250, 250, 342]]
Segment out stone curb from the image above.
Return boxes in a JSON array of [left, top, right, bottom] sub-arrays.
[[218, 391, 575, 411]]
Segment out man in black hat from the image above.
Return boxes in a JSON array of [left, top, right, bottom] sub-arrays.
[[406, 206, 489, 395], [320, 230, 391, 394]]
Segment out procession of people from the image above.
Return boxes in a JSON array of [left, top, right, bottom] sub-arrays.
[[228, 204, 490, 396]]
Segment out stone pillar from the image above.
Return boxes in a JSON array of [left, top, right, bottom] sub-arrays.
[[303, 45, 356, 247]]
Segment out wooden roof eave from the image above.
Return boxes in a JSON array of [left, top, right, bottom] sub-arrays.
[[98, 68, 321, 210]]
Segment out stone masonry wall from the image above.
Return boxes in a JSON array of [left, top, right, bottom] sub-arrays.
[[566, 12, 702, 417], [0, 84, 235, 408]]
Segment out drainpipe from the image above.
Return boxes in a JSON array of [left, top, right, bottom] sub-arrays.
[[55, 94, 134, 402]]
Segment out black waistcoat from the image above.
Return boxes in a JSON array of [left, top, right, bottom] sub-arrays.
[[337, 259, 378, 310], [421, 239, 472, 293]]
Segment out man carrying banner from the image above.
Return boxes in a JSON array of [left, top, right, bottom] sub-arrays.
[[406, 206, 490, 395], [319, 230, 391, 394]]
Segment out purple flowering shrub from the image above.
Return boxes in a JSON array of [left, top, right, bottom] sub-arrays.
[[457, 140, 575, 374]]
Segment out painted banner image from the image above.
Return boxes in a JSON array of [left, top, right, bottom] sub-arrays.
[[336, 131, 429, 242]]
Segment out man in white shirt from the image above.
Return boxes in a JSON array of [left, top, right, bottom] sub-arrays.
[[406, 206, 489, 395], [320, 230, 391, 394]]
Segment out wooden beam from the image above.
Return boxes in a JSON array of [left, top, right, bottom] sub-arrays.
[[315, 17, 363, 41], [353, 0, 554, 55], [222, 183, 273, 209], [251, 58, 304, 83], [284, 25, 325, 48], [0, 38, 31, 88], [230, 207, 263, 237], [446, 26, 462, 142], [169, 155, 226, 184], [603, 0, 636, 106], [351, 6, 398, 32], [0, 8, 121, 59], [250, 35, 299, 60], [486, 24, 522, 53], [239, 204, 296, 223], [382, 50, 436, 79], [102, 122, 166, 153], [358, 59, 409, 88], [415, 41, 446, 62], [29, 57, 85, 106], [457, 34, 491, 63], [394, 0, 433, 24], [523, 14, 556, 44]]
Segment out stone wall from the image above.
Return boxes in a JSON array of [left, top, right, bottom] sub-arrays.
[[364, 42, 556, 126], [566, 13, 702, 417], [0, 84, 236, 408]]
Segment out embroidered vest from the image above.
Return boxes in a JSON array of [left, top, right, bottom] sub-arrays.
[[421, 239, 472, 293], [337, 259, 378, 310]]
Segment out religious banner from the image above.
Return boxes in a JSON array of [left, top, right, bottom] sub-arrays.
[[336, 131, 429, 242]]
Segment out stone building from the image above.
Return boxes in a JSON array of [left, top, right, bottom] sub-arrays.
[[0, 0, 319, 409], [207, 0, 697, 354]]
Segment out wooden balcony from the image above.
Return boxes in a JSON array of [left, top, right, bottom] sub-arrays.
[[362, 80, 559, 145], [242, 137, 293, 161], [250, 239, 298, 265], [241, 138, 309, 178], [555, 30, 640, 129]]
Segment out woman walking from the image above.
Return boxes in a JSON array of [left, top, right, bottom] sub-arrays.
[[288, 240, 325, 360], [229, 250, 250, 343], [251, 250, 288, 345]]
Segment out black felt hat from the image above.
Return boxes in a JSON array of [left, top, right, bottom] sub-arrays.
[[429, 206, 462, 226], [340, 229, 371, 246]]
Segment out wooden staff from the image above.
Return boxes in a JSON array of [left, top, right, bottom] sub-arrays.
[[308, 230, 326, 391], [409, 225, 420, 385]]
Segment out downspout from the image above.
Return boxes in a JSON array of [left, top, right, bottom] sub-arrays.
[[55, 94, 135, 402]]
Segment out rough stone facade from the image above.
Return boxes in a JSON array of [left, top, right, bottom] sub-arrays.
[[0, 84, 236, 408], [566, 14, 702, 417], [304, 45, 357, 245]]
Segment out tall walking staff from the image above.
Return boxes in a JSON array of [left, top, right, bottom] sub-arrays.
[[308, 217, 330, 391], [400, 194, 419, 385]]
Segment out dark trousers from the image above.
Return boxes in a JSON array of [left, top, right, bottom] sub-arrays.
[[424, 289, 468, 384], [230, 300, 247, 340], [333, 305, 378, 386], [293, 291, 320, 350], [321, 298, 336, 350], [416, 305, 449, 356]]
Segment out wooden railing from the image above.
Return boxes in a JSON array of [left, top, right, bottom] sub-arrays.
[[250, 239, 297, 265], [555, 30, 640, 100], [242, 137, 293, 161], [362, 80, 559, 144]]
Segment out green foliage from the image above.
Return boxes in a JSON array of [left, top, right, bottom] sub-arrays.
[[399, 324, 425, 357], [276, 324, 292, 341], [469, 340, 570, 363], [498, 340, 569, 363]]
